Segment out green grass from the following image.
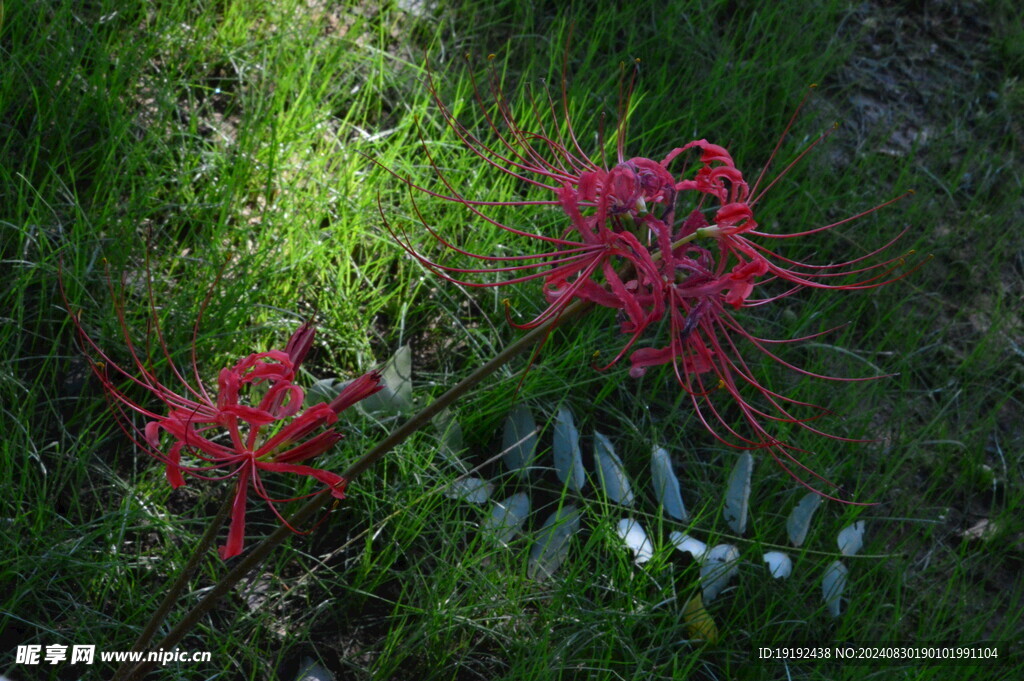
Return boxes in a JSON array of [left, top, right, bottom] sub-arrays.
[[2, 0, 1022, 679]]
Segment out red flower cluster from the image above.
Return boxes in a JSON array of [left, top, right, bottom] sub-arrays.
[[384, 57, 914, 492], [64, 275, 381, 558]]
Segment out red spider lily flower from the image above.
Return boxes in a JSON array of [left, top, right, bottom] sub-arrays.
[[380, 55, 678, 334], [664, 133, 915, 303], [61, 267, 382, 558], [616, 114, 919, 494], [385, 52, 918, 496]]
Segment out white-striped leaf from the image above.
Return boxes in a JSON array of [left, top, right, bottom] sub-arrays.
[[595, 432, 634, 506], [552, 406, 585, 492], [786, 492, 822, 547], [304, 377, 344, 406], [482, 493, 530, 545], [296, 656, 335, 681], [444, 477, 493, 504], [837, 521, 865, 556], [435, 415, 470, 473], [669, 532, 708, 561], [528, 505, 581, 580], [616, 518, 653, 564], [651, 446, 687, 521], [822, 560, 848, 617], [724, 452, 753, 535], [762, 551, 793, 579], [701, 544, 741, 603], [501, 404, 537, 477], [357, 344, 413, 415]]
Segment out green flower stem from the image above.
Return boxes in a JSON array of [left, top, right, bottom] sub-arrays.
[[118, 297, 592, 680], [112, 490, 234, 681]]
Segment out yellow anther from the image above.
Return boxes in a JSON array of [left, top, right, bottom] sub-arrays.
[[488, 53, 496, 60]]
